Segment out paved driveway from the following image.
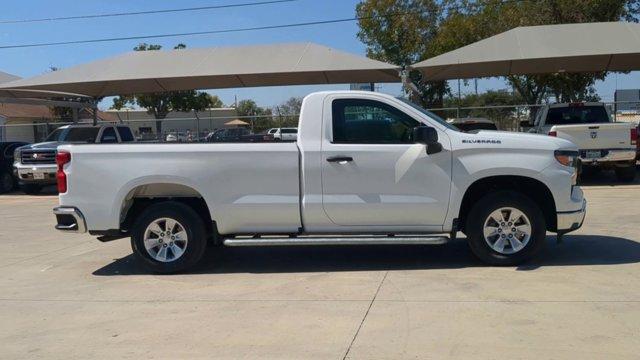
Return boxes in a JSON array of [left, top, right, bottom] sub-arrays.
[[1, 180, 639, 359]]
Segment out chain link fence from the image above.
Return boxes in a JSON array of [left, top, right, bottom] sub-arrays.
[[0, 113, 299, 143], [1, 101, 639, 143]]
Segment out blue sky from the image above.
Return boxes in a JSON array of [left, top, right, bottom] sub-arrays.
[[0, 0, 638, 109]]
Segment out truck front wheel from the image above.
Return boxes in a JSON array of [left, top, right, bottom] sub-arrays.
[[131, 201, 208, 274], [465, 191, 546, 266]]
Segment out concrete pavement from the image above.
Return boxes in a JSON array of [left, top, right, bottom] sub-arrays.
[[1, 181, 639, 359]]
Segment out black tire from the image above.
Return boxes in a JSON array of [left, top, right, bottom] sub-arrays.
[[465, 191, 546, 266], [20, 184, 42, 195], [0, 172, 14, 194], [615, 166, 636, 183], [131, 201, 208, 274]]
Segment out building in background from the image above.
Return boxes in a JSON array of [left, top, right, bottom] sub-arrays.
[[614, 89, 640, 124], [0, 103, 53, 142], [105, 108, 238, 140]]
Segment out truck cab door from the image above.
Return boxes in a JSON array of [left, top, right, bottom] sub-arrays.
[[320, 97, 451, 227]]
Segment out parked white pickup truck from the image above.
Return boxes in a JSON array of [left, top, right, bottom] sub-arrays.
[[53, 91, 586, 273], [531, 103, 637, 182]]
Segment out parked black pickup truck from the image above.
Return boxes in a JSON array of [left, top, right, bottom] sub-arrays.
[[0, 141, 28, 193]]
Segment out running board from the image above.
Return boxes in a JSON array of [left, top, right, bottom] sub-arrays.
[[223, 236, 449, 247]]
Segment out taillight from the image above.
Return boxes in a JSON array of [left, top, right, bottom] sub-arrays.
[[548, 131, 557, 137], [631, 127, 638, 147], [55, 151, 71, 193]]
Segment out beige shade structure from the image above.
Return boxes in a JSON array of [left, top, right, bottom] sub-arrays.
[[0, 43, 400, 97], [0, 71, 20, 84], [224, 119, 250, 126], [0, 71, 95, 109], [0, 88, 93, 100], [412, 22, 640, 80]]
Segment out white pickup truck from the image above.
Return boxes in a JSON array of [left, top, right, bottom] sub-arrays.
[[532, 103, 638, 182], [53, 91, 586, 273]]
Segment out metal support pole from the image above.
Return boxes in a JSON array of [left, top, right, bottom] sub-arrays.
[[92, 98, 98, 126], [194, 110, 201, 142], [457, 78, 462, 119]]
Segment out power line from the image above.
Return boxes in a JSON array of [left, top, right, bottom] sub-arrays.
[[0, 0, 297, 24], [0, 14, 405, 49], [0, 1, 531, 50]]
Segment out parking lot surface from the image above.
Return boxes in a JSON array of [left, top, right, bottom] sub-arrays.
[[1, 175, 640, 359]]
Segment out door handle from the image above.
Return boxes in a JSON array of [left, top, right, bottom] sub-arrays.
[[326, 156, 353, 164]]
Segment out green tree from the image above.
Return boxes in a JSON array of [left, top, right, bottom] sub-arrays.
[[110, 43, 221, 136], [356, 0, 449, 107], [273, 97, 302, 128], [443, 89, 524, 129], [235, 99, 274, 133], [433, 0, 640, 104]]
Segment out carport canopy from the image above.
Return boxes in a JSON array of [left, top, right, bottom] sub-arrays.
[[224, 119, 250, 126], [0, 43, 401, 97], [0, 88, 95, 108], [411, 22, 640, 80]]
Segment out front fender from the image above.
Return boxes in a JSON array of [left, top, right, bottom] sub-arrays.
[[445, 148, 557, 231]]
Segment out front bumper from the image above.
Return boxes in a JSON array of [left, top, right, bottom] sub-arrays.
[[579, 149, 636, 164], [557, 199, 587, 233], [53, 206, 87, 233], [14, 163, 57, 185]]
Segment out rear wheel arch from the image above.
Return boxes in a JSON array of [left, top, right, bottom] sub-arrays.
[[458, 175, 557, 233], [119, 183, 218, 241]]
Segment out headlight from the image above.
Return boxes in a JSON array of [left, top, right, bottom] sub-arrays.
[[13, 148, 21, 162], [555, 150, 579, 185], [554, 150, 578, 167]]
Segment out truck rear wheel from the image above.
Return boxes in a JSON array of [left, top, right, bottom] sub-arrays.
[[465, 191, 546, 266], [615, 165, 636, 182], [131, 201, 207, 274]]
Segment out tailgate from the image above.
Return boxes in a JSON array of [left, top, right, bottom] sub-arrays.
[[551, 123, 633, 150]]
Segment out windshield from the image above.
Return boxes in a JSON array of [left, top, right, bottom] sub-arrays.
[[546, 106, 610, 125], [45, 127, 100, 143], [44, 129, 64, 142], [397, 97, 459, 131]]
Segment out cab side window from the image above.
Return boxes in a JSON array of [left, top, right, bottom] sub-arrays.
[[117, 126, 135, 142], [332, 99, 419, 144], [100, 127, 118, 143]]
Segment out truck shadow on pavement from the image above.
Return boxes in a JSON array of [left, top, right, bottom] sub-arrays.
[[93, 234, 640, 276], [578, 165, 640, 187]]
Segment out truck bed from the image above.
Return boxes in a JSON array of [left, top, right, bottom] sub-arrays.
[[59, 142, 302, 234]]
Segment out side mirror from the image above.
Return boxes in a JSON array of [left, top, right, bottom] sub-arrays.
[[413, 126, 442, 154]]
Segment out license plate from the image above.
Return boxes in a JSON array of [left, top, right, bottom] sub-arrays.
[[585, 150, 601, 159], [33, 172, 45, 180]]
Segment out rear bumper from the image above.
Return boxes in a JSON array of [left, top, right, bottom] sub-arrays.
[[579, 149, 636, 164], [557, 199, 587, 233], [53, 206, 87, 233]]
